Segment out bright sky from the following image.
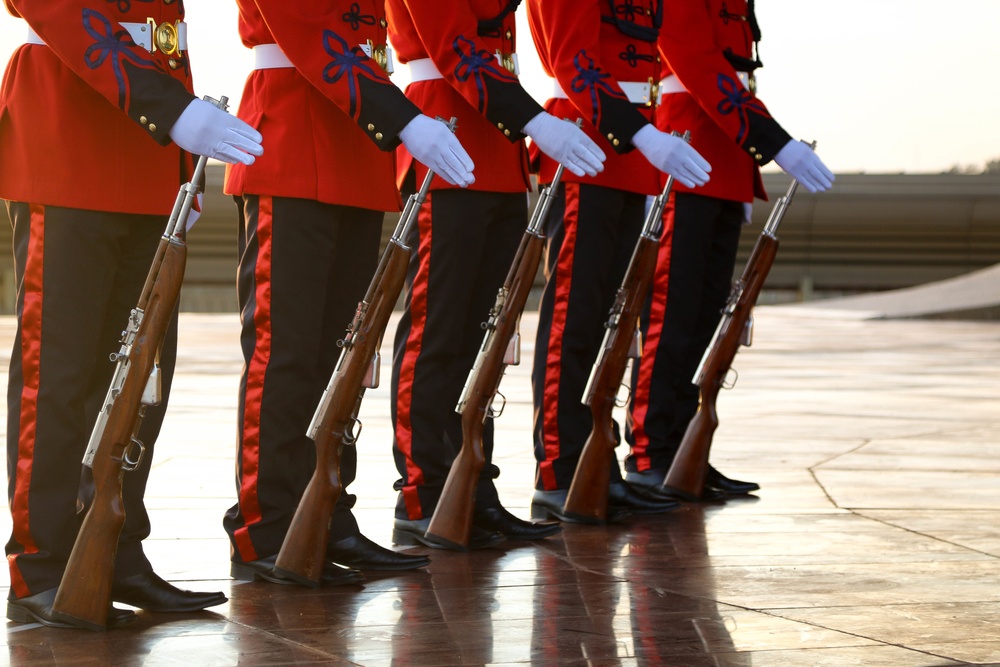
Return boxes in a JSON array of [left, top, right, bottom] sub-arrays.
[[1, 2, 997, 175]]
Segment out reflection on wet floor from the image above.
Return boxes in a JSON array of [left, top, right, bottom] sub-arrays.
[[1, 309, 998, 665]]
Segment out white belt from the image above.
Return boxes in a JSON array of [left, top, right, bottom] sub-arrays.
[[253, 44, 293, 69], [407, 57, 443, 82], [27, 21, 187, 54], [657, 75, 686, 95], [658, 71, 749, 96], [254, 42, 395, 74], [552, 78, 659, 106], [406, 51, 519, 83]]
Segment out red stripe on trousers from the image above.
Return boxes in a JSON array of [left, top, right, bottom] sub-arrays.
[[394, 193, 433, 519], [233, 195, 274, 561], [539, 182, 580, 490], [629, 198, 675, 471], [9, 204, 46, 598]]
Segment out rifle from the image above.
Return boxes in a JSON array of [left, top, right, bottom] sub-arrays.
[[273, 120, 453, 585], [562, 136, 685, 524], [661, 164, 807, 501], [50, 95, 228, 631], [423, 158, 570, 550]]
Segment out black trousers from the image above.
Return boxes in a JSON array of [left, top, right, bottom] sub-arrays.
[[224, 195, 382, 563], [531, 182, 647, 491], [390, 188, 525, 520], [625, 192, 743, 473], [4, 201, 176, 598]]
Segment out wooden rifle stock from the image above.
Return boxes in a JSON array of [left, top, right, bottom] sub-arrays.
[[423, 235, 543, 549], [273, 235, 411, 585], [562, 234, 661, 523], [424, 157, 570, 549], [563, 148, 684, 523], [51, 251, 185, 631], [50, 95, 226, 630], [662, 173, 805, 500], [274, 120, 452, 582]]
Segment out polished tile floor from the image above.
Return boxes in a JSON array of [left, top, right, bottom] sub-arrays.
[[1, 305, 999, 666]]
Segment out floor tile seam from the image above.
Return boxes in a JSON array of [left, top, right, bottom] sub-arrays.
[[737, 607, 982, 664], [817, 467, 1000, 475], [223, 616, 362, 664], [850, 511, 1000, 560], [659, 556, 995, 567], [647, 561, 1000, 581], [806, 451, 1000, 520], [807, 460, 856, 508], [532, 544, 635, 584]]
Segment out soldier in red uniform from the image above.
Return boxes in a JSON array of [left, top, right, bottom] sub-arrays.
[[223, 1, 476, 582], [525, 0, 713, 522], [1, 0, 262, 628], [624, 0, 834, 496], [384, 0, 609, 550]]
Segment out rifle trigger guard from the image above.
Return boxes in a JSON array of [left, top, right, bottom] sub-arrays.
[[343, 418, 362, 446], [487, 390, 507, 420], [122, 437, 145, 472], [722, 368, 738, 390]]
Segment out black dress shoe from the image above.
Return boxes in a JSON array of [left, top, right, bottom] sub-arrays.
[[609, 481, 680, 514], [627, 468, 725, 502], [620, 481, 688, 506], [327, 533, 431, 571], [231, 554, 364, 587], [473, 506, 561, 541], [706, 465, 760, 495], [8, 587, 135, 631], [111, 571, 227, 613], [624, 469, 668, 489], [392, 517, 505, 551], [529, 488, 630, 525]]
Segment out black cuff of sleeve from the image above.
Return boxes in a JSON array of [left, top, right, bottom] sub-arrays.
[[595, 91, 648, 155], [122, 61, 194, 146], [356, 76, 422, 151], [481, 77, 544, 143], [741, 115, 792, 166]]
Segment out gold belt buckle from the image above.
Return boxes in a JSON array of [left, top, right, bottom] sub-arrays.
[[646, 77, 660, 108], [146, 18, 181, 55], [365, 39, 394, 75], [494, 50, 519, 76]]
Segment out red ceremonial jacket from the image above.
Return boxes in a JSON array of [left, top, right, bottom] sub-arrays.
[[0, 0, 195, 215], [386, 0, 541, 194], [657, 0, 792, 202], [225, 0, 422, 212], [527, 0, 663, 196]]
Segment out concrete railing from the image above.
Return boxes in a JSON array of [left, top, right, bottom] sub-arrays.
[[2, 169, 999, 313]]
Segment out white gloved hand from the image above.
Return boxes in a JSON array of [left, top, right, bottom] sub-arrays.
[[399, 115, 475, 187], [631, 124, 711, 188], [742, 201, 753, 225], [168, 98, 263, 165], [774, 140, 834, 193], [522, 112, 605, 177]]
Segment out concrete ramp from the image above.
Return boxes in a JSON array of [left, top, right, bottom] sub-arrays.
[[787, 262, 1000, 320]]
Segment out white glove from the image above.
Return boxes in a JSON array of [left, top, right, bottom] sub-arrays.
[[774, 140, 834, 193], [742, 201, 753, 225], [631, 124, 711, 188], [169, 98, 263, 165], [522, 112, 605, 177], [399, 115, 475, 187]]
